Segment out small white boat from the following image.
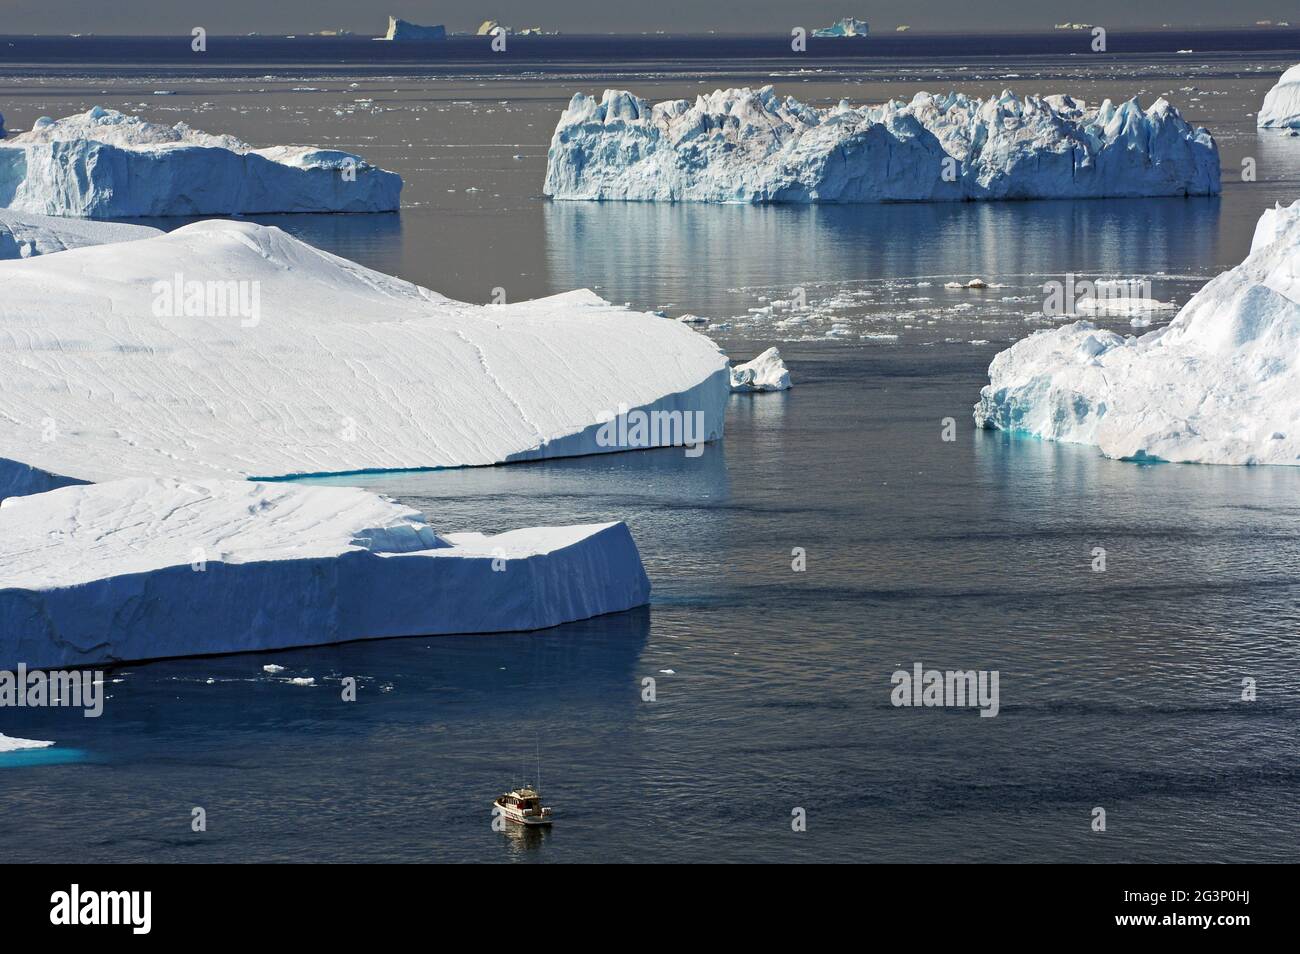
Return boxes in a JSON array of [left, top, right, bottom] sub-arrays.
[[493, 786, 553, 826]]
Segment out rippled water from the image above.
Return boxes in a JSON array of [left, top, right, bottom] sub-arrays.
[[3, 41, 1300, 862]]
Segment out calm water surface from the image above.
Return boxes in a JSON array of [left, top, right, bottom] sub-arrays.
[[2, 39, 1299, 862]]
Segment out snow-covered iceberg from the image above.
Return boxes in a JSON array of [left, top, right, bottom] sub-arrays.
[[0, 220, 729, 499], [544, 86, 1220, 203], [0, 106, 402, 216], [0, 478, 651, 668], [0, 210, 160, 259], [813, 18, 870, 38], [974, 199, 1300, 465], [730, 347, 792, 392], [378, 16, 446, 41], [1258, 64, 1300, 128]]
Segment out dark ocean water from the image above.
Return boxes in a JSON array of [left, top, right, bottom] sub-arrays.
[[3, 35, 1300, 862]]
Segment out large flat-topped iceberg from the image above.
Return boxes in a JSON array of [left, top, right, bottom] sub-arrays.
[[378, 16, 447, 41], [0, 210, 160, 259], [0, 106, 401, 216], [0, 478, 651, 668], [0, 220, 728, 498], [1258, 64, 1300, 128], [544, 86, 1220, 203], [973, 200, 1300, 465]]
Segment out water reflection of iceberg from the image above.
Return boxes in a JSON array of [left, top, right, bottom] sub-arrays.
[[544, 198, 1222, 316]]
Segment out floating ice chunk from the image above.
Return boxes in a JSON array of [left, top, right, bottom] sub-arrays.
[[286, 677, 316, 686], [730, 347, 793, 391], [974, 199, 1300, 465], [813, 18, 870, 38], [1258, 64, 1300, 128], [0, 107, 402, 216], [0, 221, 729, 498], [0, 478, 652, 668], [262, 664, 286, 674], [0, 733, 55, 752], [545, 86, 1220, 203], [0, 210, 160, 259]]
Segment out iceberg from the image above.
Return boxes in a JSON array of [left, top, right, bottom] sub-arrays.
[[1258, 64, 1300, 128], [0, 220, 729, 500], [730, 347, 792, 392], [378, 16, 447, 41], [544, 86, 1220, 203], [0, 210, 160, 259], [0, 478, 651, 668], [0, 106, 402, 217], [974, 199, 1300, 465], [813, 18, 870, 38], [0, 733, 54, 752]]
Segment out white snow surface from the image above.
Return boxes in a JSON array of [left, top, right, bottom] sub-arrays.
[[0, 733, 55, 752], [544, 86, 1220, 203], [0, 210, 160, 259], [0, 220, 728, 499], [730, 347, 792, 391], [0, 477, 652, 667], [1258, 64, 1300, 128], [974, 199, 1300, 465], [0, 106, 401, 216]]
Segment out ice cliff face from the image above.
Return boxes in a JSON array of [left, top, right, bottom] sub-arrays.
[[544, 86, 1220, 203], [1258, 63, 1300, 128], [0, 478, 651, 668], [974, 199, 1300, 465], [0, 220, 729, 498], [0, 106, 402, 216], [0, 210, 160, 259]]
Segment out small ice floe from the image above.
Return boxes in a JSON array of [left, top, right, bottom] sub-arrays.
[[286, 677, 316, 687], [730, 347, 792, 392], [1075, 296, 1177, 319], [262, 664, 286, 674], [0, 733, 55, 753], [659, 669, 675, 675], [677, 313, 709, 324], [946, 278, 990, 289]]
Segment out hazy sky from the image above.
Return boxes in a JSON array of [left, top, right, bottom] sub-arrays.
[[0, 1, 1293, 36]]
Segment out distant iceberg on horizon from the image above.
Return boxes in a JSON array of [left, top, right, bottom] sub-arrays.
[[1258, 63, 1300, 127], [813, 18, 870, 38], [0, 106, 402, 216], [377, 16, 447, 41], [544, 86, 1220, 204], [0, 478, 651, 669], [975, 199, 1300, 465]]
